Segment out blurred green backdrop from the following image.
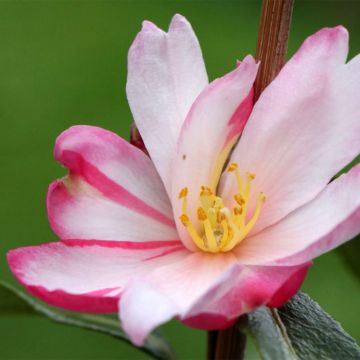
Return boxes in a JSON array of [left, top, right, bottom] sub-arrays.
[[1, 0, 360, 359]]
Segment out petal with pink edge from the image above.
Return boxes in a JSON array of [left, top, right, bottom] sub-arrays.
[[221, 26, 360, 234], [127, 14, 208, 194], [120, 250, 310, 345], [7, 240, 186, 313], [48, 177, 177, 242], [171, 56, 258, 250], [49, 125, 177, 241], [234, 164, 360, 266]]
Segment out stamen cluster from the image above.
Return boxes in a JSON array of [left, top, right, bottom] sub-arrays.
[[179, 163, 266, 253]]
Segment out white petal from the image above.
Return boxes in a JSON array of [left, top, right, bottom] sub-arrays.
[[127, 14, 208, 194]]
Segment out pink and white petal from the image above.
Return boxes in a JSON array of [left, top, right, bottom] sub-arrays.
[[120, 250, 309, 346], [48, 177, 177, 241], [234, 164, 360, 266], [171, 57, 258, 250], [127, 14, 208, 194], [50, 125, 176, 240], [221, 26, 360, 234], [184, 261, 310, 323], [7, 240, 186, 313]]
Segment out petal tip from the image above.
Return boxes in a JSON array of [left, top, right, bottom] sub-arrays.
[[169, 13, 189, 29], [241, 55, 258, 70], [141, 20, 159, 32], [294, 25, 349, 63], [54, 125, 89, 161], [333, 25, 348, 37], [232, 55, 258, 79], [319, 25, 349, 43]]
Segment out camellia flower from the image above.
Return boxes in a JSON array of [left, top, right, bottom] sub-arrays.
[[7, 14, 360, 346]]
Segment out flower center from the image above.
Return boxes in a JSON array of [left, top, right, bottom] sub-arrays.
[[178, 163, 265, 253]]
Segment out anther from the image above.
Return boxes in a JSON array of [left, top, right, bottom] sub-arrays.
[[179, 214, 190, 226], [217, 211, 225, 223], [234, 207, 243, 215], [200, 186, 212, 197], [259, 192, 266, 203], [178, 172, 265, 254], [246, 172, 256, 181], [228, 163, 238, 172], [234, 193, 245, 205], [197, 207, 208, 221], [178, 187, 188, 199]]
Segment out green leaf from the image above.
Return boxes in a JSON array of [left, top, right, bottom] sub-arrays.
[[337, 236, 360, 280], [333, 154, 360, 179], [247, 291, 360, 360], [0, 280, 34, 313], [0, 281, 176, 360]]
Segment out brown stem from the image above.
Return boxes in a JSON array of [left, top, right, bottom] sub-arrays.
[[207, 331, 219, 360], [207, 320, 246, 360], [208, 0, 294, 359], [254, 0, 294, 101], [207, 318, 247, 360]]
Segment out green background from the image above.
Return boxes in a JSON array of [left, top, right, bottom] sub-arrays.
[[1, 0, 359, 359]]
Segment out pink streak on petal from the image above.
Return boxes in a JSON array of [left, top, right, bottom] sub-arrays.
[[47, 176, 178, 242], [61, 239, 183, 249], [143, 246, 184, 261], [18, 285, 119, 313], [7, 249, 120, 312], [53, 125, 174, 231], [226, 87, 254, 143], [172, 56, 258, 250], [55, 150, 175, 229], [7, 240, 187, 314]]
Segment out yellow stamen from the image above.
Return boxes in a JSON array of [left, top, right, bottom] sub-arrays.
[[208, 208, 217, 228], [229, 163, 244, 195], [243, 192, 266, 237], [244, 172, 256, 199], [228, 163, 238, 172], [219, 209, 242, 251], [213, 196, 225, 209], [179, 214, 208, 252], [179, 187, 188, 214], [217, 211, 225, 224], [234, 207, 243, 216], [203, 218, 219, 252], [220, 220, 229, 244], [178, 187, 188, 199], [179, 214, 190, 226], [178, 163, 265, 253], [200, 185, 214, 209], [234, 193, 245, 206], [200, 186, 213, 197], [197, 207, 207, 221]]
